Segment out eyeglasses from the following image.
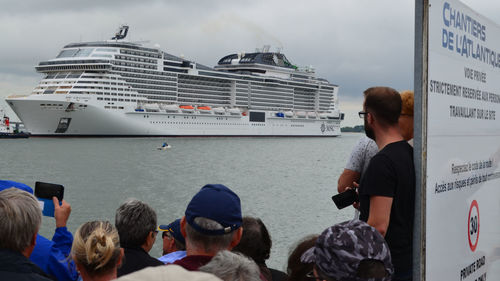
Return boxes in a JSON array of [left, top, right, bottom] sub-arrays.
[[162, 231, 173, 239], [358, 111, 368, 118]]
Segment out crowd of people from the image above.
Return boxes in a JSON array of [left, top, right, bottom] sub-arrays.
[[0, 86, 415, 281]]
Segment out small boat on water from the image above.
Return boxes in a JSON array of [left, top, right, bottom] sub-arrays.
[[0, 111, 30, 139], [157, 142, 172, 150]]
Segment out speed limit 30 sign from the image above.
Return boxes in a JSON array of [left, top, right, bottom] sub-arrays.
[[468, 200, 480, 252]]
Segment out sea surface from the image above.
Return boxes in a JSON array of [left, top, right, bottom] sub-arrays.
[[1, 133, 363, 270]]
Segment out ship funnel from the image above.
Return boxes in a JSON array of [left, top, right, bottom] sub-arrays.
[[112, 25, 129, 40]]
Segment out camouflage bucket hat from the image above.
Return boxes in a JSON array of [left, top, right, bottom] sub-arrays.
[[301, 220, 393, 281]]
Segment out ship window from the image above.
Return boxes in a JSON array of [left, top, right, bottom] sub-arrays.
[[74, 48, 94, 57], [96, 48, 118, 52], [91, 54, 112, 58], [57, 49, 78, 58], [55, 72, 69, 79], [249, 111, 265, 122], [43, 88, 56, 95]]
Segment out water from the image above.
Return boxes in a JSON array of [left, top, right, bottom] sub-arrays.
[[1, 133, 363, 270]]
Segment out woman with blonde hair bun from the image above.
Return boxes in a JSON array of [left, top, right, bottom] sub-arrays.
[[71, 221, 123, 281]]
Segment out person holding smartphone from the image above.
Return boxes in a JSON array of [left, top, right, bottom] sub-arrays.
[[357, 87, 415, 281], [0, 180, 78, 281]]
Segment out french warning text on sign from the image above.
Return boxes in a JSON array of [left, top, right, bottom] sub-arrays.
[[433, 172, 500, 194], [451, 159, 493, 174], [425, 0, 500, 280], [429, 79, 500, 104], [449, 105, 496, 120]]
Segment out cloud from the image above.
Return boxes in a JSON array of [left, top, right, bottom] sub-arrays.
[[0, 0, 499, 113]]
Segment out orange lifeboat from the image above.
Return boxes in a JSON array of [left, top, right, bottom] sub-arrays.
[[198, 106, 212, 114], [180, 105, 194, 109]]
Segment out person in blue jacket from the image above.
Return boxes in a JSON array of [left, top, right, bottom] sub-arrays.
[[0, 180, 78, 281]]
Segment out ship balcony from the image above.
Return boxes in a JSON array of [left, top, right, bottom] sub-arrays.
[[36, 59, 112, 73]]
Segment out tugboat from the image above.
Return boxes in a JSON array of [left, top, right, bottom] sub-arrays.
[[0, 110, 30, 138]]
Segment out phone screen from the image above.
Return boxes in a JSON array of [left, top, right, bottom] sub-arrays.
[[331, 188, 358, 210], [35, 182, 64, 217]]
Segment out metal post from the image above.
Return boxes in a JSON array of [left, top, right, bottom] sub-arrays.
[[413, 0, 428, 280]]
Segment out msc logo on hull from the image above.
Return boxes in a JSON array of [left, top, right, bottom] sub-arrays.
[[320, 123, 336, 133]]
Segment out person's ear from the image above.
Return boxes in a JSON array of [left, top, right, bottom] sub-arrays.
[[229, 227, 243, 249], [31, 233, 37, 247], [367, 111, 376, 125], [75, 260, 84, 274], [117, 248, 124, 266], [180, 216, 187, 238], [167, 235, 175, 246]]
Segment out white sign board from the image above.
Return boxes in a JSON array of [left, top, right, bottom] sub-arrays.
[[427, 0, 500, 280]]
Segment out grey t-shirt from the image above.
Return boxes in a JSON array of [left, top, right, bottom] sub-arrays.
[[345, 135, 379, 174]]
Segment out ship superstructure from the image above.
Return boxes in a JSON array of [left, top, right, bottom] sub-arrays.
[[6, 26, 343, 136]]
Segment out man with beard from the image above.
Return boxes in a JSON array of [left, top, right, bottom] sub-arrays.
[[358, 87, 415, 281]]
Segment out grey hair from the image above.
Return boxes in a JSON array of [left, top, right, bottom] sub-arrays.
[[185, 217, 236, 253], [199, 250, 261, 281], [0, 188, 42, 252], [115, 198, 157, 247]]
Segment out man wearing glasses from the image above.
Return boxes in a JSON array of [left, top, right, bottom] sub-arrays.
[[115, 199, 163, 277], [158, 219, 187, 264], [357, 87, 416, 281]]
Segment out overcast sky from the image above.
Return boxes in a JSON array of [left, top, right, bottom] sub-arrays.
[[1, 0, 499, 126]]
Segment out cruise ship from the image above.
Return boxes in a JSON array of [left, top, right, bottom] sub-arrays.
[[6, 26, 343, 136]]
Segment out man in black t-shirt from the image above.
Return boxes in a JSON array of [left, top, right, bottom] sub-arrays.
[[357, 87, 415, 281]]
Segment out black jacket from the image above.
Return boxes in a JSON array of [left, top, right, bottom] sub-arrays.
[[0, 249, 54, 281], [117, 246, 163, 277]]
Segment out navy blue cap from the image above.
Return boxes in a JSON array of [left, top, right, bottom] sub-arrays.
[[0, 180, 33, 194], [185, 184, 242, 236], [158, 219, 186, 245]]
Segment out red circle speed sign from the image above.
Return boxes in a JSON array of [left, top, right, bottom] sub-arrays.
[[467, 200, 480, 252]]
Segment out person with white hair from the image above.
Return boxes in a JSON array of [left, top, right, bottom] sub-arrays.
[[199, 250, 261, 281], [0, 188, 52, 281], [0, 180, 78, 281]]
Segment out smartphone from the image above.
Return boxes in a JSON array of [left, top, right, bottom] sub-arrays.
[[331, 188, 358, 210], [35, 182, 64, 217]]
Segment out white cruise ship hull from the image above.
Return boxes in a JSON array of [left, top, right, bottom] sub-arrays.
[[7, 96, 341, 137], [7, 27, 343, 137]]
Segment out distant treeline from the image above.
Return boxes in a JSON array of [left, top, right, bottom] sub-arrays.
[[341, 125, 364, 132]]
